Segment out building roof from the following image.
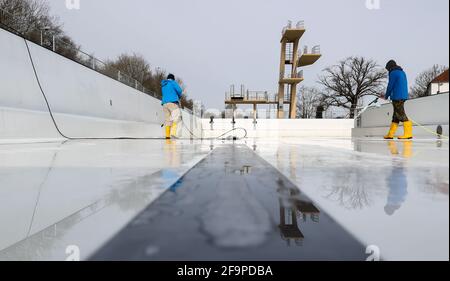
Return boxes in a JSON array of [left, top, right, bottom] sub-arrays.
[[431, 69, 449, 84]]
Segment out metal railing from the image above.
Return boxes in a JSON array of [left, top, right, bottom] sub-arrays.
[[281, 70, 303, 79], [296, 20, 305, 29], [0, 7, 158, 99], [300, 45, 321, 56], [225, 91, 290, 103], [312, 45, 321, 54], [246, 91, 269, 101], [282, 20, 305, 35]]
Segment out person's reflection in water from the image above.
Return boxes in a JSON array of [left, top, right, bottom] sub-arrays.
[[387, 140, 399, 155], [402, 140, 413, 158], [209, 139, 214, 151], [384, 141, 412, 216], [162, 140, 182, 193]]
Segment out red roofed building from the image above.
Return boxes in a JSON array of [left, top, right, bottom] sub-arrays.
[[428, 69, 449, 95]]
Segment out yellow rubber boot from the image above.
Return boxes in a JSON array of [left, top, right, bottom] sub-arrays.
[[171, 122, 178, 138], [165, 126, 171, 139], [384, 123, 399, 139], [398, 121, 413, 140]]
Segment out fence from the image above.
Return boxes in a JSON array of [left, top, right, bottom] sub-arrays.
[[225, 91, 291, 103], [282, 20, 305, 35], [0, 7, 158, 99]]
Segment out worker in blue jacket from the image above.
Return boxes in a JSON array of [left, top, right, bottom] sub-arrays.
[[383, 60, 413, 139], [161, 74, 183, 139]]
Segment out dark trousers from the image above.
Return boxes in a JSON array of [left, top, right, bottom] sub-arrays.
[[392, 100, 409, 123]]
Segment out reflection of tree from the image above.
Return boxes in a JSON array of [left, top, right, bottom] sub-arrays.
[[324, 170, 372, 210]]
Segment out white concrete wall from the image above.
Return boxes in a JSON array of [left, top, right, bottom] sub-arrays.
[[180, 110, 202, 138], [202, 119, 354, 138], [353, 93, 449, 138], [0, 28, 200, 140], [0, 107, 61, 142]]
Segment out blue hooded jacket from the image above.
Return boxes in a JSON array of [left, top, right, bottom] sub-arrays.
[[161, 79, 183, 105], [385, 68, 409, 101]]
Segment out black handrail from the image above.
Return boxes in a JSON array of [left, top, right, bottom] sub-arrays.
[[0, 7, 159, 100]]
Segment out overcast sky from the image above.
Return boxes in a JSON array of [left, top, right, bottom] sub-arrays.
[[49, 0, 449, 109]]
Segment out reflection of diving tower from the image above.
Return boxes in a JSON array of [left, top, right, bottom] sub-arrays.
[[277, 177, 321, 246], [278, 21, 321, 119]]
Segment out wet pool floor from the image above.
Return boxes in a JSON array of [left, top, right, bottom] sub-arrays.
[[0, 138, 448, 260], [91, 145, 366, 261], [251, 138, 449, 260]]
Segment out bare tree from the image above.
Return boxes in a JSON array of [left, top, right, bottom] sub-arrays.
[[1, 0, 197, 107], [318, 57, 387, 118], [177, 78, 194, 110], [0, 0, 79, 58], [0, 0, 60, 36], [105, 57, 194, 109], [54, 34, 79, 60], [149, 67, 167, 99], [105, 53, 152, 84], [410, 64, 448, 98], [296, 86, 327, 119]]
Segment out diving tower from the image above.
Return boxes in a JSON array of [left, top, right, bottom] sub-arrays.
[[278, 21, 321, 119], [225, 21, 321, 119]]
